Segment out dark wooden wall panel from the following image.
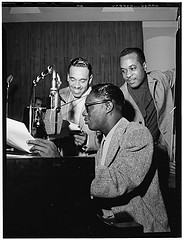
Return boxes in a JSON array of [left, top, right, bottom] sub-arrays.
[[3, 21, 143, 121]]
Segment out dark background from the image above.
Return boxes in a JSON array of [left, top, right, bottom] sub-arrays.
[[3, 21, 143, 121]]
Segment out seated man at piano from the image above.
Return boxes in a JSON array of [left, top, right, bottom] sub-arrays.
[[28, 83, 170, 233]]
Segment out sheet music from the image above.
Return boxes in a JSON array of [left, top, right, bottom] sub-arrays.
[[6, 118, 35, 153]]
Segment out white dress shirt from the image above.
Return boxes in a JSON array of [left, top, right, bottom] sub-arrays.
[[68, 87, 91, 125]]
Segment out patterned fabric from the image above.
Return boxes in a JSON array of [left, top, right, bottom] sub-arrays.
[[121, 70, 176, 187], [91, 118, 169, 233]]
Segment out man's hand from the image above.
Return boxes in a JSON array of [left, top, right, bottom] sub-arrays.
[[27, 138, 60, 157], [73, 131, 87, 147]]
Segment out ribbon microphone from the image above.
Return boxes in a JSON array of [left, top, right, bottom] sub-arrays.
[[44, 65, 63, 136]]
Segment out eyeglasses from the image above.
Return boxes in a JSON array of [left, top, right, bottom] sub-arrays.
[[85, 99, 111, 113]]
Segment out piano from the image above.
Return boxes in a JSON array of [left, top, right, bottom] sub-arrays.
[[4, 152, 143, 237]]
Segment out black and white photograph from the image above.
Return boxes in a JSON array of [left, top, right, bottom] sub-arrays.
[[3, 1, 181, 238]]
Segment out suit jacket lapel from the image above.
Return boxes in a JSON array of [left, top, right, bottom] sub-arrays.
[[104, 118, 129, 166], [147, 73, 165, 109]]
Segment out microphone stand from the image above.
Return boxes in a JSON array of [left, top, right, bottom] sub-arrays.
[[28, 65, 53, 134], [28, 82, 36, 134], [6, 81, 10, 118]]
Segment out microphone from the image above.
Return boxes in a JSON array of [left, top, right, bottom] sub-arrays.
[[33, 65, 53, 85], [7, 75, 13, 84], [43, 65, 63, 136], [44, 108, 63, 136], [6, 75, 14, 117]]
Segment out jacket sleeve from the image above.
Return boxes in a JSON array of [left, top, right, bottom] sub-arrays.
[[162, 69, 176, 88], [150, 69, 176, 89], [91, 126, 154, 198]]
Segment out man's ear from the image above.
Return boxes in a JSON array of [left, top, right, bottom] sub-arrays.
[[143, 62, 147, 72], [106, 101, 114, 114], [67, 74, 69, 82], [89, 74, 93, 85]]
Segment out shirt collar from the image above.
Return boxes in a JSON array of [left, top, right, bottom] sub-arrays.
[[102, 119, 121, 142]]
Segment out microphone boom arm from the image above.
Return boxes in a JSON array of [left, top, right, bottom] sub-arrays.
[[29, 65, 53, 134]]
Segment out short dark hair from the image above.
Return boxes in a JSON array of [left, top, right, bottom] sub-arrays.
[[67, 57, 93, 77], [91, 83, 125, 112], [120, 47, 146, 65]]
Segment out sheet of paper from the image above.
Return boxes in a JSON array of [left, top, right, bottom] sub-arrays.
[[68, 121, 81, 132], [6, 118, 35, 153], [6, 154, 40, 159]]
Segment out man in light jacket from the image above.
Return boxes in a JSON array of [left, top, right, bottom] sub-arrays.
[[119, 47, 175, 190], [83, 83, 169, 233]]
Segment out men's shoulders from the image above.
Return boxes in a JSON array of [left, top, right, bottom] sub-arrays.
[[148, 69, 175, 88], [148, 70, 164, 79], [148, 69, 175, 81], [127, 120, 148, 131], [114, 119, 153, 151], [116, 118, 151, 137], [126, 121, 152, 140]]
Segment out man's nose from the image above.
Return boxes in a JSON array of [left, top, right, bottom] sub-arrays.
[[126, 69, 132, 78], [74, 80, 81, 88], [82, 109, 87, 117]]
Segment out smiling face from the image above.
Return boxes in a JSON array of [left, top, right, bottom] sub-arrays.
[[67, 66, 92, 98], [120, 52, 147, 89]]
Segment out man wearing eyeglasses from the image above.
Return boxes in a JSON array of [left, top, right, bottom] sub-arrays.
[[83, 83, 169, 233], [28, 83, 169, 232]]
